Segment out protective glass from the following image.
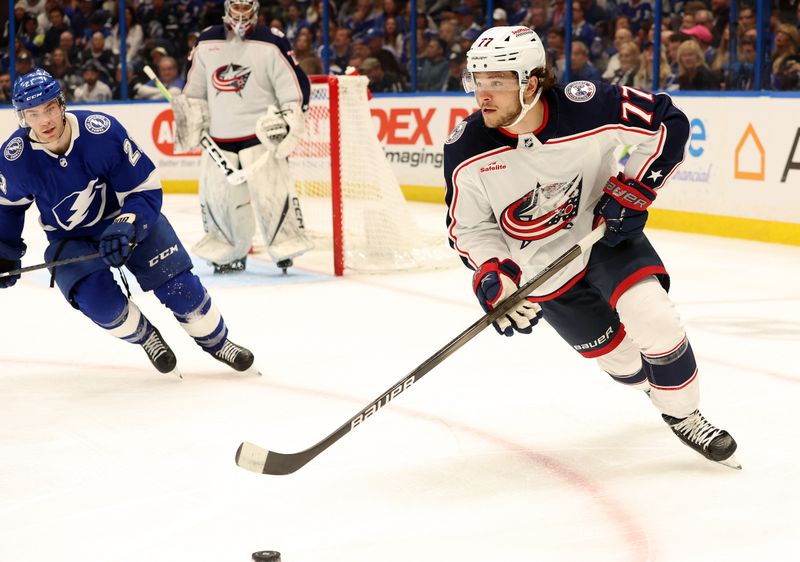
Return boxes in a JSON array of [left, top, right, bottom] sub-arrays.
[[462, 70, 521, 93]]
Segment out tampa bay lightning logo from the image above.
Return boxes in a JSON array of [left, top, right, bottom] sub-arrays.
[[500, 174, 582, 247], [52, 178, 107, 231], [85, 114, 111, 134], [212, 64, 251, 95], [4, 137, 24, 161]]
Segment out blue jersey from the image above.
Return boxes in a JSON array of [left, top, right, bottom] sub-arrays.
[[0, 110, 162, 245]]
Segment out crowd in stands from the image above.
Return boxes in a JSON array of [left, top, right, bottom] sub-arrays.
[[1, 0, 800, 105]]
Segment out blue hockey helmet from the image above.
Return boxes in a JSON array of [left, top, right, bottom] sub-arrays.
[[11, 68, 66, 127]]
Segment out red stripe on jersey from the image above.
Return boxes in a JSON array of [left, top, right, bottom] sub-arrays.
[[579, 323, 628, 358], [211, 134, 258, 142], [448, 146, 515, 267], [635, 123, 667, 182], [498, 98, 550, 138], [546, 123, 656, 145], [609, 265, 668, 309]]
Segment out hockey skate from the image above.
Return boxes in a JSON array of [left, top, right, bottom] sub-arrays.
[[276, 258, 292, 274], [663, 409, 741, 469], [213, 257, 247, 274], [212, 339, 259, 374], [141, 328, 181, 378]]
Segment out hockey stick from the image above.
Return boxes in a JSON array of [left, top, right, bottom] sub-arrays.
[[235, 224, 606, 475], [0, 251, 100, 278], [142, 66, 248, 186]]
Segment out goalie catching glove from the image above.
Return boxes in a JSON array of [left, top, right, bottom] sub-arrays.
[[594, 173, 657, 247], [473, 258, 542, 337], [255, 103, 305, 159]]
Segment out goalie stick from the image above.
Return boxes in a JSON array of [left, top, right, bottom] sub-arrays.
[[235, 224, 606, 475], [143, 66, 249, 186]]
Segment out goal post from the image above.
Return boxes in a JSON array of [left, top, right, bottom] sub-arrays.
[[288, 74, 452, 276]]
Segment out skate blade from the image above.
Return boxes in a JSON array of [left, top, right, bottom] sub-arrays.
[[242, 365, 262, 376], [716, 454, 742, 470], [164, 368, 183, 380]]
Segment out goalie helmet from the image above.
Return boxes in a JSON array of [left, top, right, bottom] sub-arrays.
[[11, 68, 66, 128], [463, 26, 547, 127], [223, 0, 259, 37]]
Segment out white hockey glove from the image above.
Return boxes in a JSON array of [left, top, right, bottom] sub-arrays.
[[170, 94, 209, 153], [473, 258, 542, 337], [255, 102, 305, 159]]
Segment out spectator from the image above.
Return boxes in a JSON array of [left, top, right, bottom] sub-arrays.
[[43, 5, 70, 53], [676, 39, 720, 90], [455, 4, 482, 36], [73, 60, 113, 101], [583, 0, 609, 26], [19, 12, 44, 56], [493, 8, 508, 26], [728, 36, 757, 90], [285, 4, 311, 43], [737, 7, 757, 38], [16, 50, 35, 76], [546, 25, 567, 77], [771, 23, 800, 90], [571, 2, 597, 50], [523, 4, 549, 38], [330, 27, 354, 73], [82, 11, 110, 44], [417, 37, 449, 91], [602, 27, 633, 80], [0, 72, 12, 104], [608, 41, 640, 86], [693, 9, 718, 46], [458, 26, 482, 55], [682, 24, 715, 64], [665, 31, 682, 75], [443, 51, 467, 91], [570, 41, 601, 81], [82, 31, 116, 82], [634, 41, 673, 90], [106, 5, 144, 67], [16, 0, 46, 18], [359, 56, 406, 92], [68, 0, 93, 42], [345, 0, 381, 39], [134, 55, 183, 99], [364, 27, 406, 78], [616, 0, 653, 34], [381, 16, 405, 61], [44, 47, 81, 100], [438, 19, 459, 54], [59, 30, 82, 66]]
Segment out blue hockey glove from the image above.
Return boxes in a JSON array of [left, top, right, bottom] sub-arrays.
[[0, 240, 26, 289], [99, 213, 137, 267], [473, 258, 542, 337], [594, 174, 657, 247]]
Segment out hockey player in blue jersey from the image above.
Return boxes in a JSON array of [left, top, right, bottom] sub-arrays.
[[445, 26, 740, 468], [0, 69, 256, 377]]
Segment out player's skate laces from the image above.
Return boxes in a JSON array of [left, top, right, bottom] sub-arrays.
[[213, 257, 247, 274], [213, 339, 255, 372], [663, 409, 740, 467], [141, 328, 178, 374]]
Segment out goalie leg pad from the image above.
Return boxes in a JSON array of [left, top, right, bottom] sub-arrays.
[[192, 148, 255, 265], [239, 143, 313, 263]]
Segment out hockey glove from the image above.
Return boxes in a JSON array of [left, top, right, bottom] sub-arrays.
[[99, 214, 138, 267], [170, 94, 209, 153], [0, 240, 26, 289], [256, 103, 306, 159], [594, 173, 657, 247], [473, 258, 542, 337]]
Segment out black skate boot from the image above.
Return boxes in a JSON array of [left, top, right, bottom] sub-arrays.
[[214, 256, 247, 274], [276, 258, 292, 274], [663, 409, 740, 469], [212, 339, 257, 373], [141, 328, 180, 377]]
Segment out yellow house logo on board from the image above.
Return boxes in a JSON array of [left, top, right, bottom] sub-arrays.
[[734, 123, 765, 180]]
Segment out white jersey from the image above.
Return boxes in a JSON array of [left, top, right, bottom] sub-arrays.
[[183, 24, 310, 142], [444, 81, 690, 299]]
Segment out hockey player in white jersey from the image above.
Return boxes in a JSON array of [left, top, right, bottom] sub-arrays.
[[445, 26, 740, 468], [171, 0, 312, 274], [0, 69, 256, 377]]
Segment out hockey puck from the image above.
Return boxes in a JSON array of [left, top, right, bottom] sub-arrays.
[[252, 551, 281, 562]]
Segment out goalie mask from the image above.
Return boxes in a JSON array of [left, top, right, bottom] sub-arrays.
[[223, 0, 259, 37], [463, 26, 547, 128]]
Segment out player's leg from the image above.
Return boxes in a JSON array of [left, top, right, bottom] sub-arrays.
[[192, 148, 254, 273], [45, 240, 177, 374], [125, 214, 256, 372], [238, 143, 313, 273], [537, 279, 647, 391], [615, 277, 738, 465]]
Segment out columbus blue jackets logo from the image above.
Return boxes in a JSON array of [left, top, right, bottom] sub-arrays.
[[446, 120, 467, 144], [564, 81, 596, 103], [84, 114, 111, 134], [4, 137, 24, 161], [52, 178, 107, 231], [212, 64, 252, 94], [500, 174, 582, 247]]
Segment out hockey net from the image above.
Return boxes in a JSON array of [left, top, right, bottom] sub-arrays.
[[288, 75, 453, 275]]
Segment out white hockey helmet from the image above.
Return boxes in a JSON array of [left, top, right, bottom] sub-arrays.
[[464, 26, 547, 126], [223, 0, 259, 37]]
